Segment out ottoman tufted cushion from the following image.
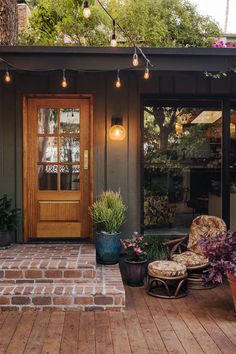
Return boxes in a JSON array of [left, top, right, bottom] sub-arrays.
[[172, 251, 208, 268], [148, 260, 187, 278]]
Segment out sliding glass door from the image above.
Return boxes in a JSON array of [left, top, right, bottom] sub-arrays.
[[143, 100, 223, 236]]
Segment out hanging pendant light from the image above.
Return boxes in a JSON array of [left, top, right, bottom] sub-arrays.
[[83, 1, 91, 18], [115, 69, 121, 88], [132, 47, 139, 67], [111, 20, 117, 47], [61, 69, 68, 88]]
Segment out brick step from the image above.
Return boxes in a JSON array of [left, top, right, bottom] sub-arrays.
[[0, 244, 126, 312], [0, 244, 96, 283], [0, 268, 95, 284], [0, 276, 125, 311]]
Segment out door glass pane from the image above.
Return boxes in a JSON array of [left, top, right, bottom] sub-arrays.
[[230, 108, 236, 231], [143, 105, 222, 236], [38, 165, 58, 190], [38, 137, 58, 162], [60, 138, 80, 162], [38, 108, 58, 134], [60, 108, 80, 134], [60, 165, 80, 190]]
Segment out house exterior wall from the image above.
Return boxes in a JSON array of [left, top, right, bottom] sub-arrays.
[[0, 69, 236, 242]]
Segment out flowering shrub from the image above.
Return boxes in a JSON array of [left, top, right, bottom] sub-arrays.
[[200, 232, 236, 284], [213, 40, 236, 48], [121, 232, 148, 262]]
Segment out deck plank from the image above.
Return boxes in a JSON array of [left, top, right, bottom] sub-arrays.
[[185, 291, 236, 354], [6, 312, 37, 354], [95, 312, 114, 354], [78, 312, 95, 354], [41, 311, 65, 354], [130, 287, 168, 354], [143, 291, 186, 353], [109, 312, 132, 354], [24, 311, 51, 354], [60, 311, 80, 354], [0, 311, 8, 329], [159, 298, 204, 353], [0, 312, 22, 354]]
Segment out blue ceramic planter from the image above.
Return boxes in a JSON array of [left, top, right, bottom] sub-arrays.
[[96, 231, 122, 265]]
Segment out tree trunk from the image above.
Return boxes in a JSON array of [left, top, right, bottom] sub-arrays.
[[0, 0, 18, 45]]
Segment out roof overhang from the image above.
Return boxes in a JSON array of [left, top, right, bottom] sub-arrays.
[[0, 46, 236, 72]]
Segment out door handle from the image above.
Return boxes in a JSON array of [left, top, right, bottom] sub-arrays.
[[84, 150, 89, 170]]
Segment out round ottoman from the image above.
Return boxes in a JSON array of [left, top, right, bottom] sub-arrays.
[[147, 260, 188, 299]]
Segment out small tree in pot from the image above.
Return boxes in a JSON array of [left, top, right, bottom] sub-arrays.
[[200, 232, 236, 312], [0, 194, 21, 247], [89, 191, 127, 265]]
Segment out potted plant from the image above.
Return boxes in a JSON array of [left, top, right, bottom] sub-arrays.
[[200, 232, 236, 311], [89, 191, 127, 265], [0, 194, 21, 248], [121, 232, 148, 287]]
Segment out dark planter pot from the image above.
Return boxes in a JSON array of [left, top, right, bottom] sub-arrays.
[[0, 230, 12, 248], [227, 273, 236, 312], [96, 231, 122, 265], [125, 259, 148, 287]]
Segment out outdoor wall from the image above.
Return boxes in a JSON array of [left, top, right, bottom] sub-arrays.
[[1, 69, 236, 242]]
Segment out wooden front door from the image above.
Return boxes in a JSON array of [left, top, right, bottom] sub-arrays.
[[23, 95, 92, 240]]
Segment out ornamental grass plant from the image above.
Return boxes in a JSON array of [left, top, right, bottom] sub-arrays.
[[89, 191, 127, 234]]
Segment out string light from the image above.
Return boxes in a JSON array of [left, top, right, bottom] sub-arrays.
[[144, 62, 150, 79], [61, 69, 68, 88], [115, 70, 121, 88], [83, 1, 91, 18], [111, 20, 117, 47], [132, 47, 139, 67], [4, 68, 11, 83]]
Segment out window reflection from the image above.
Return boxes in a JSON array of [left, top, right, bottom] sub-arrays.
[[60, 138, 80, 162], [38, 165, 58, 190], [38, 137, 58, 162], [38, 108, 58, 134], [60, 165, 80, 190], [60, 109, 80, 134]]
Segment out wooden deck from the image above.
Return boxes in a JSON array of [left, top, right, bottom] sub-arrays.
[[0, 283, 235, 354]]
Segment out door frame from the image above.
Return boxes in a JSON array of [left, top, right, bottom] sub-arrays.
[[23, 94, 94, 242]]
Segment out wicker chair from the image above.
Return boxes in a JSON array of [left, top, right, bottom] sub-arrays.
[[163, 215, 227, 289]]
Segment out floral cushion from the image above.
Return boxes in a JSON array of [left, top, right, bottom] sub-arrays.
[[172, 251, 208, 268], [187, 215, 227, 256], [148, 260, 187, 278]]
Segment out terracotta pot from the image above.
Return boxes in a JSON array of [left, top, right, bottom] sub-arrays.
[[124, 259, 148, 287], [227, 273, 236, 312]]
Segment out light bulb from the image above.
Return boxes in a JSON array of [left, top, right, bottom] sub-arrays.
[[109, 125, 126, 141], [4, 70, 11, 83], [144, 67, 150, 80], [115, 78, 121, 88], [61, 70, 68, 88], [83, 1, 91, 18], [133, 53, 139, 67], [61, 79, 67, 88], [111, 34, 117, 47]]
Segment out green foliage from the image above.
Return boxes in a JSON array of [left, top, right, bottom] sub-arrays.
[[143, 235, 169, 261], [21, 0, 221, 46], [89, 191, 127, 233], [0, 195, 21, 231]]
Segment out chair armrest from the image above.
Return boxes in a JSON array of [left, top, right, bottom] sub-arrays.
[[163, 235, 188, 258]]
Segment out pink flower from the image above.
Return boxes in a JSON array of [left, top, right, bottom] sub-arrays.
[[134, 247, 142, 254], [139, 235, 143, 240]]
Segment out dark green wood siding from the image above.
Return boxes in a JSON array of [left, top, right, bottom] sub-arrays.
[[0, 70, 236, 241]]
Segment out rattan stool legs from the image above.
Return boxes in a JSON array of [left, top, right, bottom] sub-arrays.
[[147, 274, 188, 299]]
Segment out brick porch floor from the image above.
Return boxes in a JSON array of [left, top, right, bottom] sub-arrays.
[[0, 244, 125, 311]]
